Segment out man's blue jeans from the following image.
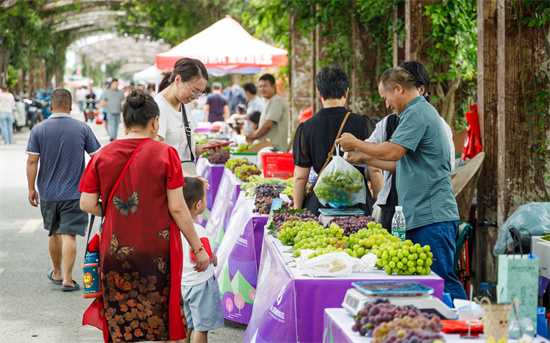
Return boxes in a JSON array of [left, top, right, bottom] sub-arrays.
[[406, 221, 468, 300], [106, 112, 120, 140]]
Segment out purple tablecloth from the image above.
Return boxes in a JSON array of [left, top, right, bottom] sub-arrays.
[[196, 158, 225, 211], [214, 193, 268, 324], [204, 168, 243, 252], [323, 308, 550, 343], [243, 235, 445, 343]]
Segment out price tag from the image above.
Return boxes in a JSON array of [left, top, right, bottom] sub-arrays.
[[270, 198, 283, 213]]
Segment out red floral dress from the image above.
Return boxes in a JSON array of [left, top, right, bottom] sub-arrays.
[[80, 139, 186, 342]]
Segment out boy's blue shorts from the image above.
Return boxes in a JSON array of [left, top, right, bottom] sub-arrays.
[[181, 275, 224, 332]]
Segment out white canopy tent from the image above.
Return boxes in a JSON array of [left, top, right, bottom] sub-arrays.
[[133, 64, 162, 84]]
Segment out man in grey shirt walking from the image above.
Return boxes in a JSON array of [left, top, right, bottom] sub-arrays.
[[99, 79, 125, 141]]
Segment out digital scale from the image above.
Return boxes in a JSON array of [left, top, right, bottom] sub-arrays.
[[342, 281, 458, 320]]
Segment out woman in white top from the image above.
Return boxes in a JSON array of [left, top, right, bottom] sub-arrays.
[[155, 58, 224, 177]]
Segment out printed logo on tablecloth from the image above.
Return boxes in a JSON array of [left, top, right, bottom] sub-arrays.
[[269, 285, 286, 323]]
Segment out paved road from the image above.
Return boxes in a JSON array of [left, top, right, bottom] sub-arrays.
[[0, 107, 246, 342]]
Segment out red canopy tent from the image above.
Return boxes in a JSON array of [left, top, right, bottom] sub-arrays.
[[156, 15, 288, 71]]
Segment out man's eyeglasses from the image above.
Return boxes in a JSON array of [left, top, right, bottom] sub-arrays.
[[184, 82, 205, 98]]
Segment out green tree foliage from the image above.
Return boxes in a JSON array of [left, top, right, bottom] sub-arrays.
[[1, 1, 74, 90], [423, 0, 477, 126]]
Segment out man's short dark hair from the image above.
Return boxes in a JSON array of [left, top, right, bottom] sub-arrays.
[[316, 65, 350, 100], [248, 111, 261, 125], [50, 89, 72, 110], [259, 74, 275, 86], [183, 177, 205, 210], [379, 67, 417, 92], [243, 83, 257, 95], [111, 78, 118, 83]]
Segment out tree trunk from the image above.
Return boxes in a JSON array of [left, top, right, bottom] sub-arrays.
[[289, 13, 315, 132], [350, 14, 386, 118], [438, 76, 461, 126]]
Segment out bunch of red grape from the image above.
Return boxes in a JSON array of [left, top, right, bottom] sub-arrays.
[[372, 316, 443, 343], [327, 215, 375, 236], [208, 150, 230, 164], [352, 299, 442, 340]]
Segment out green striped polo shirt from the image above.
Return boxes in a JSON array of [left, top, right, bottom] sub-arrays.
[[389, 96, 459, 230]]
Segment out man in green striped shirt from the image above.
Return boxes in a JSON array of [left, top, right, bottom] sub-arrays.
[[337, 67, 466, 300]]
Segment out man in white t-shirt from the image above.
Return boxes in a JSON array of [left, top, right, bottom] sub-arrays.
[[180, 177, 224, 342]]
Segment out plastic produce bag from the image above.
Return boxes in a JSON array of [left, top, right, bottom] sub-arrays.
[[493, 202, 550, 256], [313, 147, 366, 208], [298, 252, 377, 277]]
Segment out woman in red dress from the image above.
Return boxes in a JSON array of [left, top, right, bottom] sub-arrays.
[[80, 90, 210, 342]]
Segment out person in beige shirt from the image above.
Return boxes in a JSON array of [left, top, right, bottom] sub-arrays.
[[0, 84, 16, 144], [246, 74, 289, 151]]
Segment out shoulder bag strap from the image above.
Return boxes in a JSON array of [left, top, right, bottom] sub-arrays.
[[181, 103, 195, 163], [306, 111, 352, 194], [85, 138, 151, 254]]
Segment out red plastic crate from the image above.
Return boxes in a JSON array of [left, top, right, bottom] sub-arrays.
[[261, 153, 295, 179]]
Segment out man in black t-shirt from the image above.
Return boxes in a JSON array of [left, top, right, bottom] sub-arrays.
[[203, 82, 229, 123], [292, 65, 380, 216]]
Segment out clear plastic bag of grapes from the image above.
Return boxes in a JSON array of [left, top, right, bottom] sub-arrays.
[[313, 148, 366, 208]]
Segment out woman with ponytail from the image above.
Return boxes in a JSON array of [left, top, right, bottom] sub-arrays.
[[80, 89, 210, 342], [155, 58, 224, 176]]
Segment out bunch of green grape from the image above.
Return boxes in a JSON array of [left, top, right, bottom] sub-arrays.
[[542, 234, 550, 242], [315, 184, 353, 206], [290, 223, 353, 258], [346, 222, 397, 257], [321, 170, 363, 193], [225, 158, 249, 170], [236, 143, 252, 152], [372, 240, 433, 275], [276, 219, 321, 246], [282, 178, 293, 198]]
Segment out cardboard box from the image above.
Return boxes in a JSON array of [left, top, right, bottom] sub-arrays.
[[243, 140, 273, 153], [532, 236, 550, 278]]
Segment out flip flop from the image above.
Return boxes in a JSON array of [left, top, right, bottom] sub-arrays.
[[61, 281, 80, 292], [47, 268, 63, 285]]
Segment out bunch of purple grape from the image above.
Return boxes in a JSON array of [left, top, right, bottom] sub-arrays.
[[254, 198, 290, 214], [272, 211, 320, 232], [352, 299, 440, 337], [255, 184, 281, 199], [328, 215, 375, 236], [208, 149, 230, 164], [372, 315, 444, 343], [253, 185, 282, 214], [231, 161, 254, 173]]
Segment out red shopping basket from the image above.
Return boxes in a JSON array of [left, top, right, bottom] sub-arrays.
[[261, 153, 295, 179]]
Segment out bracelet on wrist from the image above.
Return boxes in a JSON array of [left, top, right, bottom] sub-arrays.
[[192, 245, 204, 254]]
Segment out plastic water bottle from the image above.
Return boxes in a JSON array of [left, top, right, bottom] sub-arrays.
[[308, 168, 318, 184], [474, 282, 495, 303], [391, 206, 406, 241], [83, 252, 102, 298]]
